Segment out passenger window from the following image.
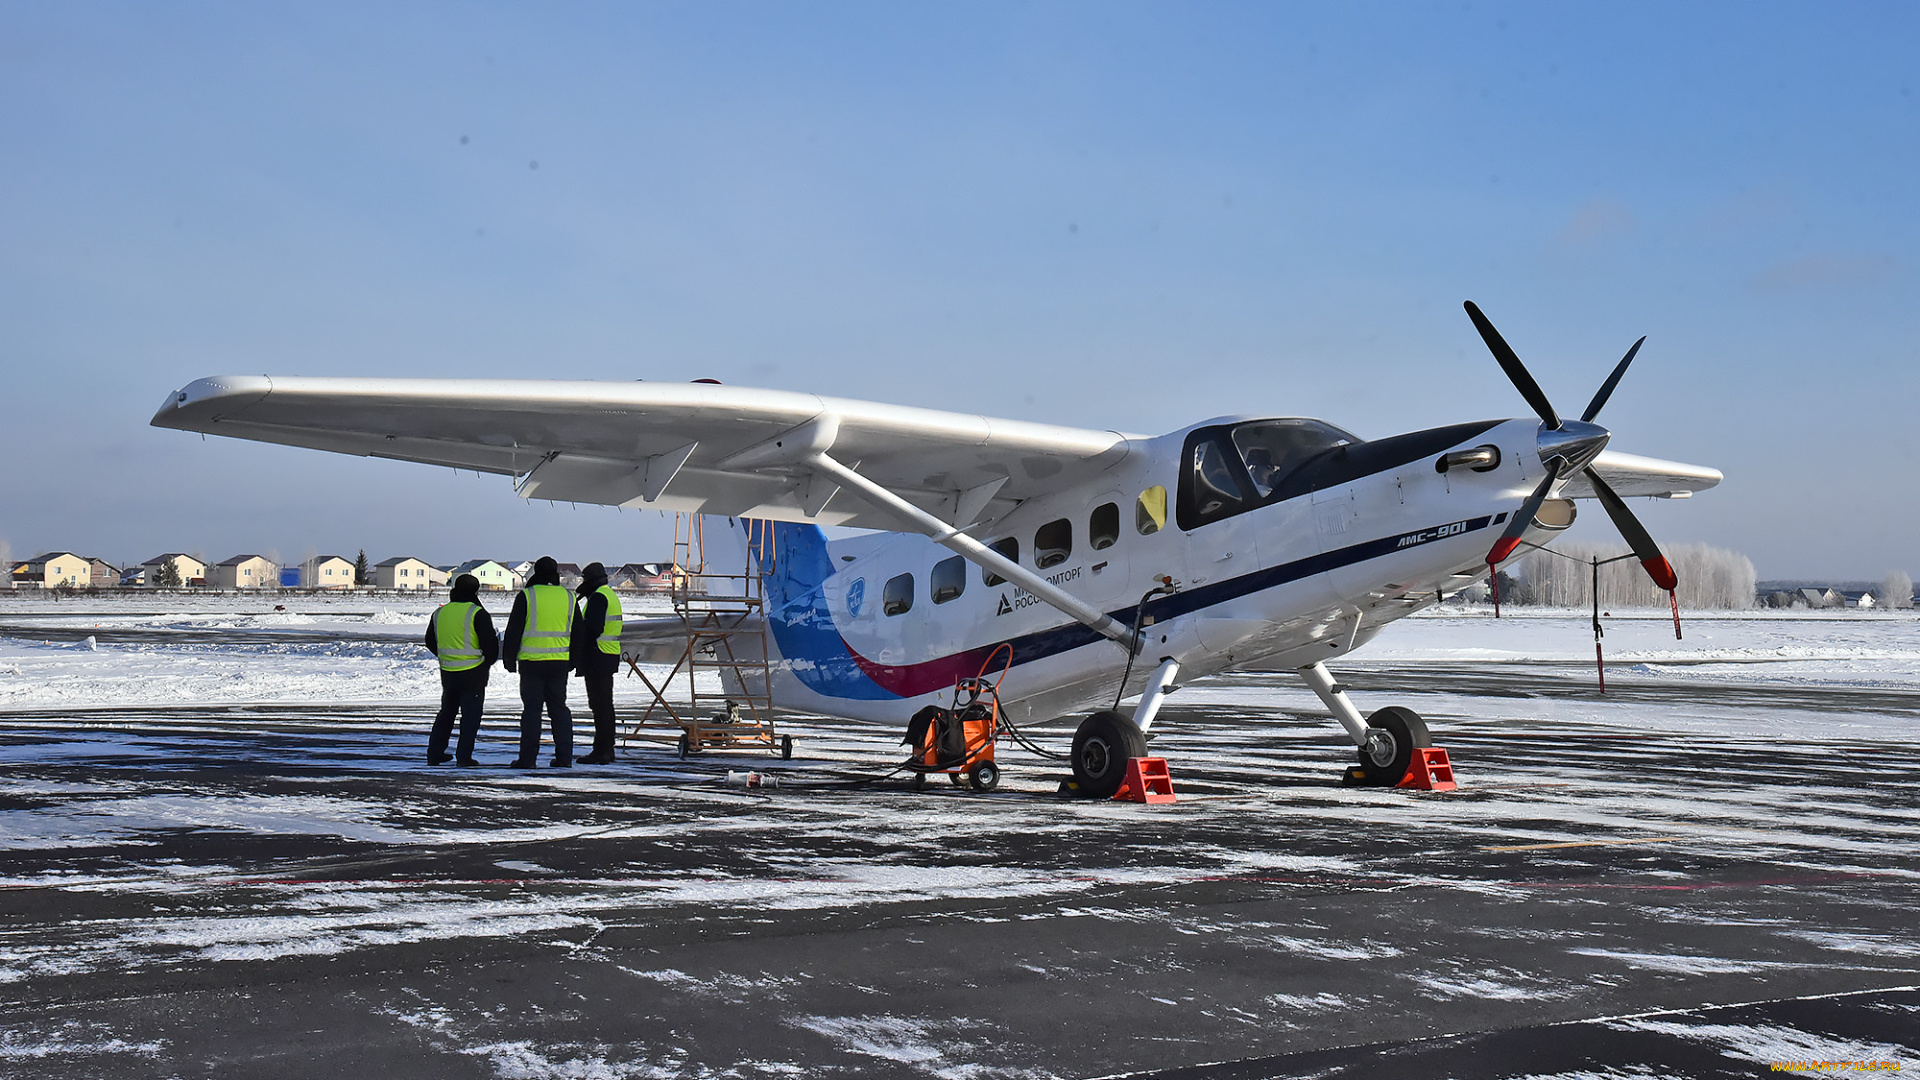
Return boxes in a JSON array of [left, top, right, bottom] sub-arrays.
[[983, 538, 1019, 586], [1034, 519, 1072, 569], [883, 573, 914, 616], [1136, 486, 1166, 535], [931, 556, 966, 604], [1089, 503, 1119, 551]]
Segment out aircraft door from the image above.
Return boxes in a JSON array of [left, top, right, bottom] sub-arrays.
[[1179, 433, 1263, 589]]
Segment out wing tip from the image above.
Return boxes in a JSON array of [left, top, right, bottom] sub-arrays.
[[150, 376, 273, 430]]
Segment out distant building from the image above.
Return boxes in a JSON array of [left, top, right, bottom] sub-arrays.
[[452, 559, 520, 591], [374, 556, 438, 591], [12, 552, 92, 589], [302, 555, 357, 589], [610, 562, 680, 592], [86, 557, 119, 586], [1857, 592, 1877, 610], [140, 553, 208, 588], [209, 554, 278, 590], [119, 566, 147, 587]]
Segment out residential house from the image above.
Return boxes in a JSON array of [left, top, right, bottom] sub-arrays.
[[302, 555, 357, 589], [12, 553, 92, 589], [119, 566, 147, 587], [140, 553, 208, 588], [375, 556, 438, 591], [86, 557, 119, 587], [507, 559, 581, 589], [610, 562, 680, 592], [209, 555, 278, 590], [452, 559, 520, 591]]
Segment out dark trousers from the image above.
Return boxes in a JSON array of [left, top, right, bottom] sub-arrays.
[[582, 669, 617, 754], [429, 667, 489, 761], [517, 662, 574, 762]]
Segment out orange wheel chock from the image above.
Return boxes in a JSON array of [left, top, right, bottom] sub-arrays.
[[1112, 756, 1177, 804], [1397, 747, 1457, 791]]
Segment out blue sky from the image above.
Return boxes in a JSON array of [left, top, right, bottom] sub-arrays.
[[2, 3, 1914, 578]]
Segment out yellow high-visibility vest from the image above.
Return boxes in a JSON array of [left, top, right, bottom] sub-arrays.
[[590, 584, 623, 655], [433, 602, 484, 672], [517, 584, 574, 662]]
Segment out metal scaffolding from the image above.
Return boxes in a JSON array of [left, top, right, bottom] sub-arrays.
[[622, 514, 790, 758]]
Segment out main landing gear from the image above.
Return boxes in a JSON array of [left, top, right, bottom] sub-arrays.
[[1070, 710, 1148, 799], [1297, 661, 1437, 787]]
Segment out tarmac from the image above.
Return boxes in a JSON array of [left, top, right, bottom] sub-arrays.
[[1, 665, 1917, 1078]]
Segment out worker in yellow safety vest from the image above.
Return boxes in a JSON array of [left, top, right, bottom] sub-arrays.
[[422, 573, 499, 765], [501, 556, 575, 768], [571, 562, 624, 764]]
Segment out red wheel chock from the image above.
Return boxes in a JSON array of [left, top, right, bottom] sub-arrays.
[[1112, 757, 1177, 803], [1397, 747, 1457, 791]]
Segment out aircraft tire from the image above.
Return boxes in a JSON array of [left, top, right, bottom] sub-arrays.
[[1357, 706, 1430, 786], [1072, 710, 1147, 798], [969, 761, 1000, 793]]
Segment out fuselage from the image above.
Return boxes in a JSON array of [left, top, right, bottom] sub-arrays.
[[744, 414, 1568, 726]]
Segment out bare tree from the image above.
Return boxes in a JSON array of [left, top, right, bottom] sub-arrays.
[[1519, 542, 1757, 609], [1880, 571, 1914, 611]]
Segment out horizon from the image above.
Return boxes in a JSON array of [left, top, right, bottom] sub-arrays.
[[4, 3, 1915, 579]]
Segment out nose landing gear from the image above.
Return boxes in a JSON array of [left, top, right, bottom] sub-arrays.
[[1298, 661, 1445, 788]]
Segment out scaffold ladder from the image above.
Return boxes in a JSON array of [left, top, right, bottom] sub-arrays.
[[623, 515, 788, 757]]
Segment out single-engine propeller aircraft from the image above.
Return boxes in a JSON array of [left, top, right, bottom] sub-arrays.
[[153, 302, 1720, 796]]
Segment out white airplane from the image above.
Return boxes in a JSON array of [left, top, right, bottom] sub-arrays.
[[153, 302, 1720, 796]]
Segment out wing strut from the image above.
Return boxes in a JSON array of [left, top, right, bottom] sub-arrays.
[[805, 452, 1137, 651]]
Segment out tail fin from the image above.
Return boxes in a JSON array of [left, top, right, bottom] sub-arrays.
[[741, 518, 836, 617]]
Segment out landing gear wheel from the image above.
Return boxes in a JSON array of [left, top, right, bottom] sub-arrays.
[[677, 734, 690, 760], [968, 761, 1000, 792], [780, 735, 794, 760], [1071, 710, 1147, 799], [1356, 706, 1430, 786]]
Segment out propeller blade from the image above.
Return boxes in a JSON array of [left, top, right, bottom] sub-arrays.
[[1465, 300, 1562, 430], [1579, 336, 1646, 424], [1584, 467, 1678, 591], [1486, 471, 1559, 567]]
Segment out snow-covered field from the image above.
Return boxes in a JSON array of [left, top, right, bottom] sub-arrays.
[[2, 597, 1914, 720], [0, 592, 677, 711]]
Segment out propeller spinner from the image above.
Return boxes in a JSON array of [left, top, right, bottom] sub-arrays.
[[1465, 301, 1679, 610]]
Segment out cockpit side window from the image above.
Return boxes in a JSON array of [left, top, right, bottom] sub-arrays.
[[1177, 432, 1251, 530], [1231, 420, 1356, 499]]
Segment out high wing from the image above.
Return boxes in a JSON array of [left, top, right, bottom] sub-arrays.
[[1557, 450, 1723, 499], [151, 376, 1136, 531]]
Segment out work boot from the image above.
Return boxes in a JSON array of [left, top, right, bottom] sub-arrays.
[[549, 757, 572, 768], [455, 757, 481, 767], [428, 753, 452, 766], [507, 758, 537, 769], [579, 750, 615, 765]]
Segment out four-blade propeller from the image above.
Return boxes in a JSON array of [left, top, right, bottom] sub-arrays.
[[1465, 301, 1678, 608]]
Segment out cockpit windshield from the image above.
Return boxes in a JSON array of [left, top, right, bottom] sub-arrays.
[[1230, 419, 1358, 498]]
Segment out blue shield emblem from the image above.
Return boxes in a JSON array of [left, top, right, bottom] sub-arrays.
[[845, 578, 865, 617]]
